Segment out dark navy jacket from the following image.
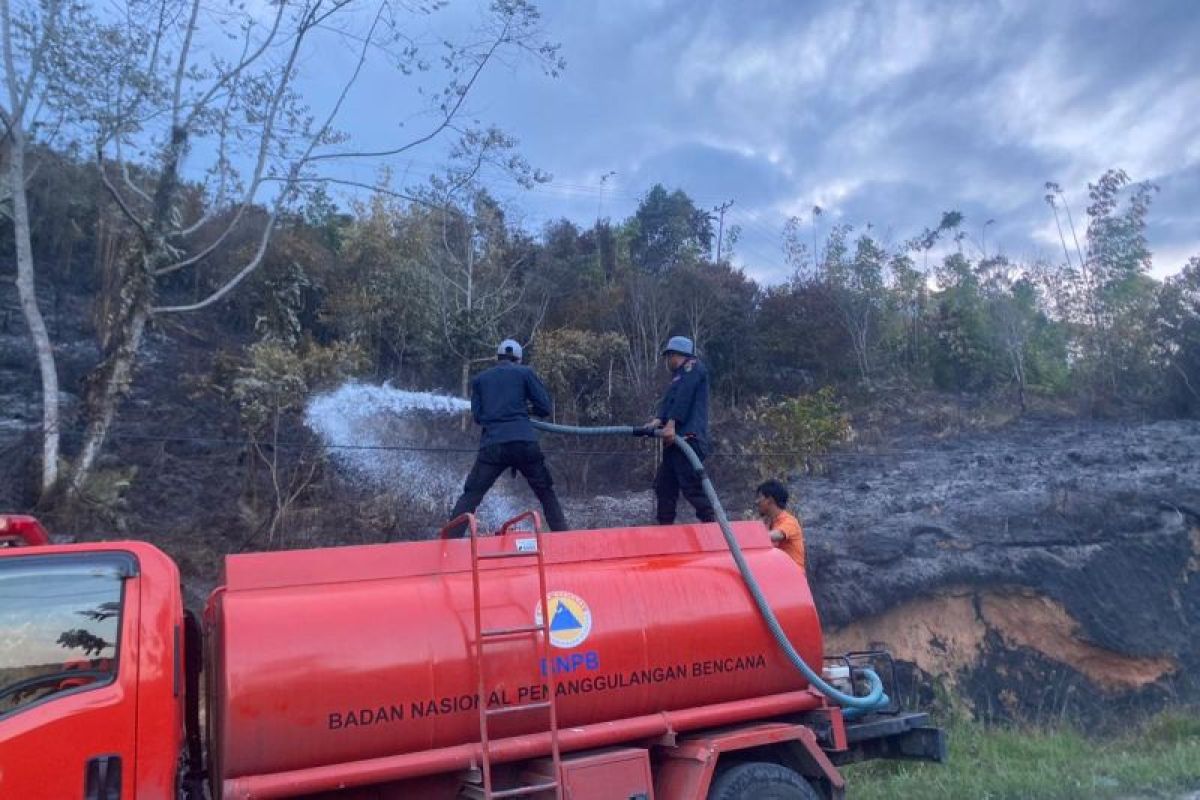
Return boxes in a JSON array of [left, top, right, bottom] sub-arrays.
[[470, 361, 553, 447], [656, 358, 710, 447]]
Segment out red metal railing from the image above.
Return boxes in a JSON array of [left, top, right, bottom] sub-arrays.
[[467, 510, 563, 799], [0, 515, 50, 547], [496, 510, 542, 538]]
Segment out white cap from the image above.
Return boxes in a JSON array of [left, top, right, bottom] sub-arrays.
[[497, 339, 523, 361]]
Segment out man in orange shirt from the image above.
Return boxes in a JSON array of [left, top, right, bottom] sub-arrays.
[[755, 479, 806, 572]]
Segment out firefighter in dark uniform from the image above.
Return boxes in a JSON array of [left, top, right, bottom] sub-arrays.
[[446, 339, 569, 536], [646, 336, 716, 525]]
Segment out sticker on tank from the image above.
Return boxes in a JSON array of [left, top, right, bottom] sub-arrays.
[[534, 591, 593, 649]]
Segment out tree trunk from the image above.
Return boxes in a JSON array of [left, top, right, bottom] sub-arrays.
[[69, 264, 152, 495], [70, 128, 187, 494], [1011, 346, 1028, 414], [460, 221, 474, 430], [849, 311, 871, 383], [9, 133, 62, 502]]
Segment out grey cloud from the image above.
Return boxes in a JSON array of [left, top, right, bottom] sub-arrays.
[[624, 142, 795, 209], [359, 0, 1200, 283]]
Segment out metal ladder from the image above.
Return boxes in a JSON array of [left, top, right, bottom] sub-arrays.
[[454, 511, 564, 799]]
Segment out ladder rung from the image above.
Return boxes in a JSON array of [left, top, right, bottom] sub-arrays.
[[469, 533, 561, 800], [485, 700, 552, 717], [481, 624, 544, 638], [490, 781, 559, 798]]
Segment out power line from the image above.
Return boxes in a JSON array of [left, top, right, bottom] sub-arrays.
[[0, 425, 1154, 462]]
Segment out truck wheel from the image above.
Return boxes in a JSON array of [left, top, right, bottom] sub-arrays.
[[707, 761, 820, 800]]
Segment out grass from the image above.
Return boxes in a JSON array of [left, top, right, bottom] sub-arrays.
[[844, 711, 1200, 800]]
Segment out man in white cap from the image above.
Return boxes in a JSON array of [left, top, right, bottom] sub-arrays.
[[446, 339, 568, 535], [646, 335, 715, 525]]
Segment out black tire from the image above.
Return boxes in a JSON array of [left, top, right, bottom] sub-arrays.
[[707, 761, 821, 800]]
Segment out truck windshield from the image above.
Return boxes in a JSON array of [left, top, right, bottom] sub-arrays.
[[0, 556, 127, 716]]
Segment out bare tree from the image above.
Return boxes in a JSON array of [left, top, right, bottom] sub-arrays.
[[1044, 181, 1100, 341], [825, 227, 887, 383], [679, 264, 720, 349], [53, 0, 560, 497], [889, 248, 926, 370], [0, 0, 83, 501], [428, 191, 527, 404], [246, 406, 323, 546], [618, 271, 673, 407], [782, 215, 814, 285], [979, 256, 1037, 413]]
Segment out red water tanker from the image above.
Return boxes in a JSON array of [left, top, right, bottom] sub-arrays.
[[0, 513, 944, 799]]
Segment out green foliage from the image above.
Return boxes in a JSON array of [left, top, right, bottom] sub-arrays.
[[530, 219, 614, 331], [739, 387, 850, 478], [218, 337, 367, 544], [12, 149, 1199, 489], [928, 253, 991, 391], [1086, 169, 1157, 292], [225, 340, 367, 436], [320, 194, 438, 377], [924, 253, 1070, 406], [823, 230, 890, 380], [254, 261, 313, 346], [1012, 280, 1071, 394], [534, 328, 628, 423], [669, 260, 760, 402], [1143, 709, 1200, 743], [1155, 257, 1200, 414], [885, 249, 929, 370], [846, 713, 1200, 800], [754, 280, 857, 390], [301, 186, 349, 251], [74, 465, 138, 517], [629, 184, 714, 273], [1067, 169, 1165, 400]]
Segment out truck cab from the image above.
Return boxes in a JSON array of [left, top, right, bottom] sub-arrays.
[[0, 518, 186, 800]]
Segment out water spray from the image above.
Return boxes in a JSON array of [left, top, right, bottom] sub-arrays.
[[304, 383, 526, 525]]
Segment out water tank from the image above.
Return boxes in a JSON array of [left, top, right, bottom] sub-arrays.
[[205, 522, 822, 784]]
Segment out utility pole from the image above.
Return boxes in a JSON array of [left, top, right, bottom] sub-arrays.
[[597, 171, 616, 281], [596, 170, 617, 221], [812, 205, 823, 276], [712, 199, 734, 262]]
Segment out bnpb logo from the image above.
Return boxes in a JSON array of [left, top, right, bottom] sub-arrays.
[[533, 590, 593, 649]]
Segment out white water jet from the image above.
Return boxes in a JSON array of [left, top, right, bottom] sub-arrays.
[[304, 382, 526, 530]]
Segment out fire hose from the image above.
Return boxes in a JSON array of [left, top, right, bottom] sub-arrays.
[[531, 420, 889, 713]]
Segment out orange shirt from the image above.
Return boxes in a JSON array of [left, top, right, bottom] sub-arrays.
[[769, 510, 806, 571]]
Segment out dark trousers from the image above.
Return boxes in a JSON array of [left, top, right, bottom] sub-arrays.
[[654, 440, 715, 525], [448, 440, 568, 536]]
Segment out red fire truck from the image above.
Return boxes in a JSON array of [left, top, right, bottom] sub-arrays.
[[0, 511, 943, 799]]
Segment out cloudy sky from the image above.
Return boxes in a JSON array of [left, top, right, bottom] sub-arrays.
[[323, 0, 1199, 285]]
